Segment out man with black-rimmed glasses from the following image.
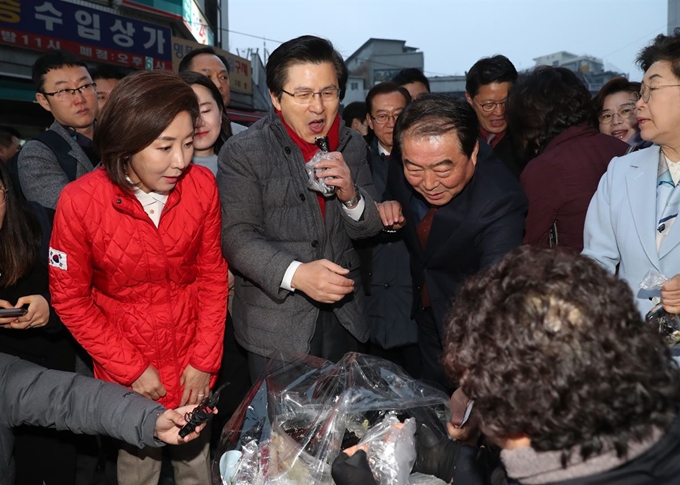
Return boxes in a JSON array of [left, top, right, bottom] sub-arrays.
[[218, 35, 384, 382], [18, 50, 98, 209], [465, 55, 524, 177]]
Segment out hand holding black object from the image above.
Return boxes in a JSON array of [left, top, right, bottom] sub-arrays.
[[414, 422, 488, 485], [413, 422, 462, 481], [178, 382, 228, 438], [331, 450, 377, 485]]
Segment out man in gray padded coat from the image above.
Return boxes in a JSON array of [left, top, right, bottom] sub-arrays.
[[218, 36, 384, 380], [0, 353, 208, 485]]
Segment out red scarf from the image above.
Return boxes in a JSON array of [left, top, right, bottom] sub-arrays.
[[479, 127, 506, 149], [278, 111, 341, 219]]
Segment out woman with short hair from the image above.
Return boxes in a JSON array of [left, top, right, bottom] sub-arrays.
[[593, 77, 650, 148], [48, 70, 228, 483], [583, 30, 680, 317], [508, 66, 629, 251]]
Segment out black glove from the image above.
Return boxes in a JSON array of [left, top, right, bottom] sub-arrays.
[[413, 422, 459, 480], [331, 450, 377, 485], [414, 421, 488, 484]]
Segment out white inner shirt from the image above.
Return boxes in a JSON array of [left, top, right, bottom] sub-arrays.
[[132, 185, 169, 228]]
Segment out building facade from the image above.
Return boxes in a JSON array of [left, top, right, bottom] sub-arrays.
[[670, 0, 680, 33], [530, 51, 626, 95], [344, 38, 424, 106], [0, 0, 257, 135]]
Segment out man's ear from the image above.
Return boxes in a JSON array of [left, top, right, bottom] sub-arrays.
[[465, 92, 473, 105], [269, 91, 282, 111], [470, 140, 480, 167], [36, 92, 52, 113], [366, 113, 374, 131]]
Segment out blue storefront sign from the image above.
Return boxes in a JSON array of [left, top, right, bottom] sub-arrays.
[[0, 0, 172, 69]]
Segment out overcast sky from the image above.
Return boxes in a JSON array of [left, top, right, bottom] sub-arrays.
[[227, 0, 667, 81]]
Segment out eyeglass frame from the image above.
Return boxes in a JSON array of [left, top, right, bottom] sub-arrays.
[[370, 110, 403, 125], [639, 83, 680, 103], [473, 97, 507, 112], [42, 82, 97, 100], [597, 102, 638, 124], [280, 87, 340, 104]]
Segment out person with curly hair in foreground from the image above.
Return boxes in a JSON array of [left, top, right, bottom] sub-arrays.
[[444, 246, 680, 484], [333, 246, 680, 484]]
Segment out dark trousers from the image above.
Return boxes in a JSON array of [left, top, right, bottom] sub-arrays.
[[13, 427, 77, 485], [368, 342, 422, 379], [211, 312, 251, 450], [247, 308, 364, 381], [416, 306, 454, 394]]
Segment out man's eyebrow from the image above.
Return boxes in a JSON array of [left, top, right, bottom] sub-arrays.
[[404, 159, 454, 168], [53, 76, 90, 87]]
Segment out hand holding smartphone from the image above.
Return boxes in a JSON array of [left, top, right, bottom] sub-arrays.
[[0, 308, 28, 318]]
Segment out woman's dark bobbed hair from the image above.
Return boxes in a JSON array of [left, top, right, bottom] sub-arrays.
[[95, 70, 199, 191]]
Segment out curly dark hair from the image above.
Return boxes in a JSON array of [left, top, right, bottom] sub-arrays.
[[443, 246, 680, 464], [637, 28, 680, 76], [506, 66, 593, 160]]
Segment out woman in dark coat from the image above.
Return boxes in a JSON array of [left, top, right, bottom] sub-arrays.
[[0, 160, 79, 484], [508, 66, 629, 252]]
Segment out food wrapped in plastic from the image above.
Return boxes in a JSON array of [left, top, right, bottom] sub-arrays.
[[639, 270, 680, 352], [358, 412, 417, 484], [213, 352, 451, 484], [305, 136, 336, 196]]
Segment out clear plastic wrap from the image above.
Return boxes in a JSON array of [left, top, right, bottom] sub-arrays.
[[358, 412, 416, 485], [639, 270, 680, 350], [213, 352, 451, 485], [305, 136, 336, 196]]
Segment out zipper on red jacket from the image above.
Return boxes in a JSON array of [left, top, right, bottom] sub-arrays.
[[156, 204, 183, 406]]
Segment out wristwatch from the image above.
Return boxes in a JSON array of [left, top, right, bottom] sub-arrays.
[[342, 186, 362, 208]]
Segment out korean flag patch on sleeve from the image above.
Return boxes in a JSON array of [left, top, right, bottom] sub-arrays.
[[49, 248, 68, 271]]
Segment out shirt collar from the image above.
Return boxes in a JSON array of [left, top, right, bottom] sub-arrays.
[[378, 143, 391, 157], [126, 177, 169, 205]]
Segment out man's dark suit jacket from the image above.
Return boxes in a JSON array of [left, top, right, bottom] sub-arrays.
[[387, 144, 528, 338]]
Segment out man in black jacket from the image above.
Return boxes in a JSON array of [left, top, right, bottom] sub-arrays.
[[382, 94, 527, 390]]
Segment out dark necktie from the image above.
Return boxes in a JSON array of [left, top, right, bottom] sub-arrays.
[[416, 207, 437, 307]]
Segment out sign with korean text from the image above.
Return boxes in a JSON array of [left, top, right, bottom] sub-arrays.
[[172, 37, 252, 95], [0, 0, 172, 70], [182, 0, 213, 46]]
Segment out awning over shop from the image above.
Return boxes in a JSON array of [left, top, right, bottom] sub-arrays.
[[0, 78, 36, 102], [226, 109, 268, 124]]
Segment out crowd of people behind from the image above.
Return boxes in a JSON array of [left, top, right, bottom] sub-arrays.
[[1, 27, 680, 485]]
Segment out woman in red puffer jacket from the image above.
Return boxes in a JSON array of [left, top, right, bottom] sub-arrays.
[[48, 70, 228, 484]]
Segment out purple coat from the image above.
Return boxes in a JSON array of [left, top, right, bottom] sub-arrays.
[[521, 124, 629, 252]]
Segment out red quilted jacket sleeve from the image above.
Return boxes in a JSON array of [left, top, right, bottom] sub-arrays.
[[187, 174, 228, 375], [49, 188, 149, 385]]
